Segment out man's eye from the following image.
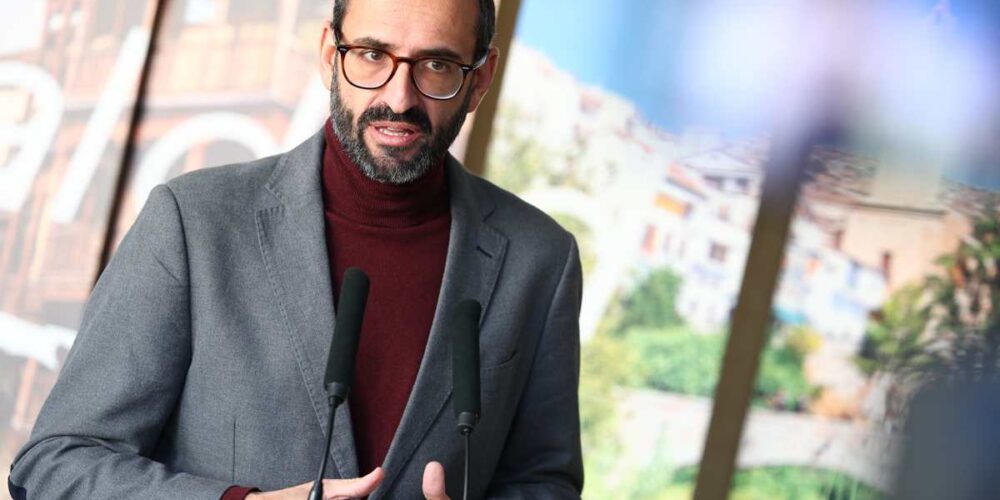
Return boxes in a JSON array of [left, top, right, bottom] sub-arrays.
[[362, 50, 385, 62], [423, 60, 449, 73]]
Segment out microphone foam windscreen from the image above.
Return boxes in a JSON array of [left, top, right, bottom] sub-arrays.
[[325, 267, 369, 387], [452, 299, 482, 417]]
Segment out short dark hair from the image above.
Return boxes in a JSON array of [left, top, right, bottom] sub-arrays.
[[331, 0, 496, 60]]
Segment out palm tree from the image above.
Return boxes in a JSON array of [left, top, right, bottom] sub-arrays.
[[858, 213, 1000, 410]]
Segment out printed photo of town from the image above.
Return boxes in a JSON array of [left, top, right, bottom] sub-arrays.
[[485, 0, 998, 497], [1, 0, 997, 498]]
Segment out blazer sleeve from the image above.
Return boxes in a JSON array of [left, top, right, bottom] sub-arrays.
[[8, 185, 232, 500], [486, 236, 585, 499]]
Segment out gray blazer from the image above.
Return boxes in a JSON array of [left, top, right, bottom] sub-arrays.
[[9, 130, 583, 499]]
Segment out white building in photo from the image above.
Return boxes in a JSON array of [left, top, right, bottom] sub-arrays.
[[640, 155, 757, 333], [774, 220, 888, 351]]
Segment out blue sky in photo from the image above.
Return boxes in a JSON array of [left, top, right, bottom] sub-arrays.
[[513, 0, 999, 189], [514, 0, 689, 132]]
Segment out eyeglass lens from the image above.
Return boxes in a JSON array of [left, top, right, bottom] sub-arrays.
[[343, 48, 465, 99]]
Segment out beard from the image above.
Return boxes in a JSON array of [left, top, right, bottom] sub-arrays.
[[329, 73, 472, 185]]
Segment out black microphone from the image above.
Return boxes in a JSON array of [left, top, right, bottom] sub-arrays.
[[452, 299, 482, 431], [324, 267, 369, 403], [309, 267, 369, 500], [451, 299, 482, 500]]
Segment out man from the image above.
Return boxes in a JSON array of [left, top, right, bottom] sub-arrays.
[[8, 0, 583, 498]]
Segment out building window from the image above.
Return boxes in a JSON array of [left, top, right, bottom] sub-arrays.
[[718, 205, 730, 221], [881, 251, 893, 284], [709, 242, 728, 263], [642, 225, 658, 254]]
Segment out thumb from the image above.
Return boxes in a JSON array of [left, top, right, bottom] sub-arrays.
[[324, 467, 384, 499], [422, 461, 450, 500]]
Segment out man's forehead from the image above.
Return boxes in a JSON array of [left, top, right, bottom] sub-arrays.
[[339, 0, 478, 57]]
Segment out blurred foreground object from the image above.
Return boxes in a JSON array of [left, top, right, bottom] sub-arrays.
[[894, 379, 1000, 500]]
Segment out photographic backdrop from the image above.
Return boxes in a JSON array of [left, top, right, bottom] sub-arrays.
[[484, 0, 999, 498], [0, 0, 158, 486], [2, 0, 998, 498]]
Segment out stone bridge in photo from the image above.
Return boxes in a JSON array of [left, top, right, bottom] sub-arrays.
[[614, 389, 901, 492]]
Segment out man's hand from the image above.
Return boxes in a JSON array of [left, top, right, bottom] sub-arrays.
[[422, 461, 450, 500], [246, 467, 383, 499]]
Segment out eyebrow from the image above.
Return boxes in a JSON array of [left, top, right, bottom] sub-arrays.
[[345, 36, 467, 62], [413, 47, 465, 61], [349, 36, 393, 51]]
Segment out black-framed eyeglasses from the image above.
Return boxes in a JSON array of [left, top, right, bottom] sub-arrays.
[[334, 39, 487, 100]]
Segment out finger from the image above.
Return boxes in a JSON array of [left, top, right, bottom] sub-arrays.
[[422, 461, 449, 500], [325, 467, 384, 499]]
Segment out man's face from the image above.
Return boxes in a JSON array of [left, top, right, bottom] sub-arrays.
[[320, 0, 498, 184]]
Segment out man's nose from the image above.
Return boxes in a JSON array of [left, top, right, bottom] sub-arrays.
[[380, 63, 422, 114]]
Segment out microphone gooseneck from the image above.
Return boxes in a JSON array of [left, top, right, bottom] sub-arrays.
[[451, 299, 482, 500], [309, 267, 370, 500]]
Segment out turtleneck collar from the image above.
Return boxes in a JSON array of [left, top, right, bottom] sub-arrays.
[[322, 120, 449, 228]]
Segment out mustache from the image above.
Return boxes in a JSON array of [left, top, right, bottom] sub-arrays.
[[357, 104, 432, 134]]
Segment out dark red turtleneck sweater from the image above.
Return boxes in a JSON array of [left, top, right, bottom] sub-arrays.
[[221, 123, 450, 500], [322, 121, 451, 475]]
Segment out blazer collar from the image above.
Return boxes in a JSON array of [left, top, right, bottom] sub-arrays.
[[257, 129, 509, 492], [257, 129, 361, 478], [375, 154, 508, 497], [263, 128, 326, 208]]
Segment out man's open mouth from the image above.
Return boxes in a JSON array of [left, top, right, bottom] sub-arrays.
[[369, 121, 425, 147]]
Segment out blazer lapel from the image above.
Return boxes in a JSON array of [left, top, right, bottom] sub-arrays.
[[256, 130, 359, 479], [376, 157, 509, 496]]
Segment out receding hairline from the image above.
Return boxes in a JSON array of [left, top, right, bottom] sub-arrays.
[[331, 0, 496, 58]]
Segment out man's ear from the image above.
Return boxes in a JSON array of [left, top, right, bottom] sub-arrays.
[[319, 20, 337, 90], [466, 47, 500, 114]]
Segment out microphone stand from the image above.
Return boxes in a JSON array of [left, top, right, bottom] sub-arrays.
[[457, 412, 477, 500], [308, 382, 349, 500]]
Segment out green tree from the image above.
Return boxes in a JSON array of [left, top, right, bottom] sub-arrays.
[[628, 326, 722, 396], [856, 285, 931, 377], [928, 216, 1000, 371], [755, 344, 817, 410], [729, 467, 884, 500], [625, 326, 815, 408], [858, 215, 1000, 384], [579, 333, 639, 497], [615, 268, 683, 334], [551, 212, 597, 278], [485, 103, 549, 194]]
